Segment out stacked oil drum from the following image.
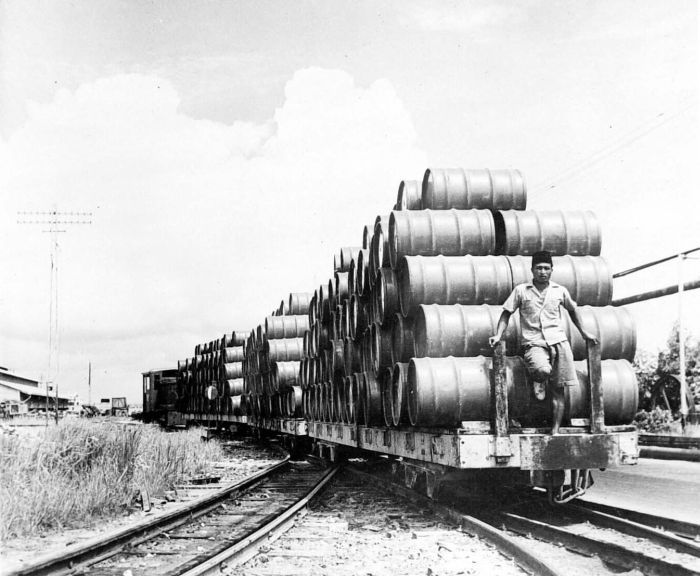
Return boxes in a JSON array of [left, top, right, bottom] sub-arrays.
[[176, 331, 248, 417], [177, 167, 638, 429], [239, 293, 311, 419]]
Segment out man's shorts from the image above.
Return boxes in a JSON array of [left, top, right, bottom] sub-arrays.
[[523, 342, 578, 388]]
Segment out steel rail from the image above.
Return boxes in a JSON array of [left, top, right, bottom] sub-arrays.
[[344, 466, 564, 576], [512, 491, 700, 556], [574, 499, 700, 540], [177, 464, 340, 576], [502, 511, 699, 576], [5, 457, 291, 576], [564, 503, 700, 557]]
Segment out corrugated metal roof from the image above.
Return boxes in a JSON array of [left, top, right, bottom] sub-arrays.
[[0, 367, 39, 386], [0, 380, 70, 401]]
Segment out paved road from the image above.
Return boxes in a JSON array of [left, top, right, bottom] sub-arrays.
[[582, 457, 700, 523]]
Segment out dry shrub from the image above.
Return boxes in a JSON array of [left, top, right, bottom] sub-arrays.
[[0, 421, 224, 540]]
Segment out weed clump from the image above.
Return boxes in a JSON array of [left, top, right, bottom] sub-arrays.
[[0, 421, 224, 540]]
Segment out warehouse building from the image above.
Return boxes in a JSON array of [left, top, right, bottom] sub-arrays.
[[0, 366, 70, 416]]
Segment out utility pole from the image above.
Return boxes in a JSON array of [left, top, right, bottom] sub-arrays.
[[88, 361, 92, 407], [42, 373, 48, 427], [612, 247, 700, 426], [678, 254, 687, 430], [17, 209, 92, 423]]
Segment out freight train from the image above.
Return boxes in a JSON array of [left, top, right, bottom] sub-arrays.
[[143, 167, 639, 504]]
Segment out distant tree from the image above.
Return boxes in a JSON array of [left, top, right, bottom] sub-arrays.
[[634, 323, 699, 424], [655, 323, 700, 404], [633, 349, 658, 411]]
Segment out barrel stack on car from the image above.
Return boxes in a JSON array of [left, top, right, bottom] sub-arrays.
[[160, 166, 639, 503]]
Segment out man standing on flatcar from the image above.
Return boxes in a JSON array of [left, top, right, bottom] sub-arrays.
[[488, 250, 598, 435]]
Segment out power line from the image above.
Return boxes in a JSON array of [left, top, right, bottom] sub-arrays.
[[529, 99, 696, 196]]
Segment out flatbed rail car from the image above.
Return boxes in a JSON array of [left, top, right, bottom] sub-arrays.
[[177, 345, 639, 503], [184, 412, 637, 501], [148, 167, 642, 503]]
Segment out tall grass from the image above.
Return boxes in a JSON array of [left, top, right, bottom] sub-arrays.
[[0, 421, 225, 540]]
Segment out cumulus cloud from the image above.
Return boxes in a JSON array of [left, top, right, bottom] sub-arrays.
[[0, 68, 426, 401]]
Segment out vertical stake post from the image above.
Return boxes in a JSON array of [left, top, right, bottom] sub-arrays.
[[492, 341, 511, 463], [587, 341, 605, 434]]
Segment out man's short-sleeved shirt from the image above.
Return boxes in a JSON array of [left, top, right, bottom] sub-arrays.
[[502, 281, 577, 347]]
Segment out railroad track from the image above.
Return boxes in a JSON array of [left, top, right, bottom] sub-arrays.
[[7, 457, 338, 576], [574, 499, 700, 541], [339, 465, 562, 576], [490, 495, 700, 576], [340, 464, 700, 576], [10, 454, 699, 576]]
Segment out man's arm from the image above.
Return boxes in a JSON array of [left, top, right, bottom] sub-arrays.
[[569, 307, 598, 343], [489, 310, 512, 347]]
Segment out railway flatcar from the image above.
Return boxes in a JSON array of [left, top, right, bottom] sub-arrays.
[[146, 167, 639, 504]]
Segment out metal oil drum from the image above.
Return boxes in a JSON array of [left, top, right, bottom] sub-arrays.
[[370, 321, 394, 376], [359, 371, 383, 426], [335, 271, 350, 305], [334, 250, 343, 275], [494, 210, 601, 256], [264, 315, 310, 340], [376, 267, 400, 325], [344, 336, 362, 376], [391, 312, 415, 364], [271, 360, 301, 392], [349, 293, 369, 340], [413, 304, 635, 361], [391, 362, 410, 426], [221, 362, 244, 380], [224, 346, 245, 363], [362, 224, 374, 250], [264, 338, 304, 366], [371, 216, 392, 282], [565, 306, 636, 361], [287, 386, 303, 418], [340, 247, 362, 273], [507, 255, 613, 306], [288, 292, 313, 316], [408, 356, 637, 427], [344, 375, 357, 424], [422, 168, 527, 211], [396, 180, 422, 210], [230, 395, 243, 416], [397, 255, 513, 316], [355, 248, 371, 296], [567, 359, 639, 424], [380, 366, 393, 426], [334, 374, 347, 423], [389, 209, 496, 268], [414, 304, 519, 358], [226, 378, 245, 397]]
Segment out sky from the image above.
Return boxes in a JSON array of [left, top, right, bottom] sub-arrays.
[[0, 0, 698, 405]]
